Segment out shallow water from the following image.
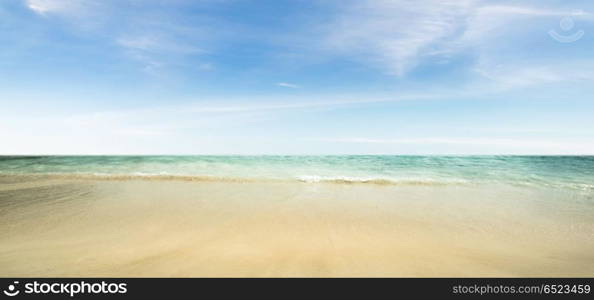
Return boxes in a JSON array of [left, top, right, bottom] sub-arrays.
[[1, 173, 593, 277], [1, 156, 593, 190]]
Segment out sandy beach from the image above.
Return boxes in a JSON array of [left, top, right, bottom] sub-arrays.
[[1, 175, 593, 277]]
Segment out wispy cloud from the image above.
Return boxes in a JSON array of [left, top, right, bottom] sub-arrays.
[[116, 35, 205, 55], [117, 34, 207, 74], [472, 60, 594, 90], [276, 82, 300, 89], [311, 0, 594, 84], [319, 0, 477, 76], [44, 92, 442, 136], [22, 0, 216, 75], [25, 0, 89, 15], [458, 5, 593, 46]]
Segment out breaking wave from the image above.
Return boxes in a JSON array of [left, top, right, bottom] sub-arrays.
[[0, 172, 471, 186]]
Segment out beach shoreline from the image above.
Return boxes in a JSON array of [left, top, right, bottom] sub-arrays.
[[1, 175, 593, 277]]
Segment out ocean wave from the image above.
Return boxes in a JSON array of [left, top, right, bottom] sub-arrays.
[[295, 175, 469, 186], [0, 172, 471, 186], [2, 172, 592, 190], [0, 173, 260, 183]]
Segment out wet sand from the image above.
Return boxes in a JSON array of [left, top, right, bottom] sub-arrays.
[[1, 176, 593, 277]]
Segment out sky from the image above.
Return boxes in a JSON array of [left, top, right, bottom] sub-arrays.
[[1, 0, 593, 155]]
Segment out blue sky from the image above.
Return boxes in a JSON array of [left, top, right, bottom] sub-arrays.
[[1, 0, 593, 154]]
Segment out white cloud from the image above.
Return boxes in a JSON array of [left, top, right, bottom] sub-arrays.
[[116, 35, 204, 55], [474, 65, 562, 90], [276, 82, 300, 89], [472, 60, 594, 90], [22, 0, 215, 75], [457, 6, 594, 90], [24, 0, 101, 17], [116, 34, 207, 74], [2, 90, 592, 154], [459, 5, 593, 45], [314, 0, 594, 80], [320, 0, 477, 76], [25, 0, 78, 15]]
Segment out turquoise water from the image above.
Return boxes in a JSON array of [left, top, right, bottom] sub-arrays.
[[0, 156, 593, 190]]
